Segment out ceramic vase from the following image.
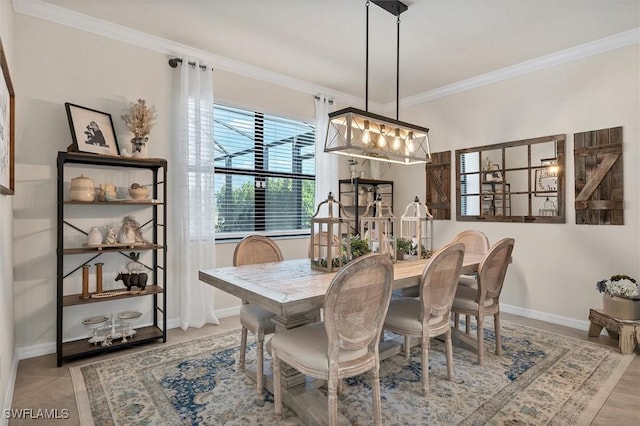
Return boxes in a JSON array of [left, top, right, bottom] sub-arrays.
[[602, 294, 640, 320], [87, 227, 103, 246], [131, 137, 148, 158]]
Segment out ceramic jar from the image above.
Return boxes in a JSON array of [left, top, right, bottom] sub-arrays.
[[70, 175, 96, 202], [87, 227, 103, 246]]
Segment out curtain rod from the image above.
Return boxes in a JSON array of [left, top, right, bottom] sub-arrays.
[[314, 95, 334, 105], [168, 57, 211, 71]]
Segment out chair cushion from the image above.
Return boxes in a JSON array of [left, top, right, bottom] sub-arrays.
[[452, 286, 495, 311], [458, 274, 478, 288], [270, 323, 367, 373], [240, 304, 276, 334], [384, 298, 448, 334]]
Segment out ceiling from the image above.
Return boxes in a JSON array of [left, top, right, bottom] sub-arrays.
[[40, 0, 640, 105]]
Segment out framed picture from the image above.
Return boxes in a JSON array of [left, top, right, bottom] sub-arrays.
[[65, 102, 120, 156], [0, 38, 15, 195]]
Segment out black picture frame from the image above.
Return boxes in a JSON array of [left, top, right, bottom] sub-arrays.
[[0, 38, 15, 195], [65, 102, 120, 156]]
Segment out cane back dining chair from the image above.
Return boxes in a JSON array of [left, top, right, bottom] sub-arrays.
[[233, 234, 284, 394], [383, 242, 465, 396], [271, 253, 394, 426], [451, 237, 515, 365]]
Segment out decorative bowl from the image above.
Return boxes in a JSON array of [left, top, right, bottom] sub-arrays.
[[128, 184, 150, 200]]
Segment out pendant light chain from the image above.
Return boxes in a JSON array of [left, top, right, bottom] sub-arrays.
[[396, 14, 400, 121]]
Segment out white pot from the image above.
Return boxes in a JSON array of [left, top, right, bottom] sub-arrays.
[[87, 227, 103, 246]]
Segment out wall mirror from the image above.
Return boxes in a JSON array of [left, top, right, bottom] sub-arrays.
[[455, 134, 565, 223]]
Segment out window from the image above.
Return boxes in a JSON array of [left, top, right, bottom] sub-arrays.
[[213, 104, 315, 237]]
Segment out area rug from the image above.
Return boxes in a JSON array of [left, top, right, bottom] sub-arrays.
[[70, 321, 634, 425]]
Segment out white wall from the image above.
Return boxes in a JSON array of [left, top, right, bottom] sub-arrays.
[[386, 45, 640, 322], [11, 8, 640, 358], [0, 1, 15, 417], [12, 14, 312, 352]]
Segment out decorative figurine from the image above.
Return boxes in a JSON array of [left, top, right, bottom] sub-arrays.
[[118, 215, 148, 244], [104, 225, 117, 245]]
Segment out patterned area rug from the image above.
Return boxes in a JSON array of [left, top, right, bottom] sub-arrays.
[[70, 321, 634, 425]]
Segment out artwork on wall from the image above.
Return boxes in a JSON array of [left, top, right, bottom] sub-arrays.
[[574, 126, 623, 225], [65, 103, 120, 156], [0, 38, 15, 195]]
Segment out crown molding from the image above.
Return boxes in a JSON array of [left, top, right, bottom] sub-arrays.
[[13, 1, 639, 111], [11, 0, 370, 109], [394, 27, 640, 110]]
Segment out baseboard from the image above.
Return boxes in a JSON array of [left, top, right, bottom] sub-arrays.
[[12, 305, 592, 361], [1, 350, 19, 426], [501, 303, 592, 331], [14, 307, 242, 361]]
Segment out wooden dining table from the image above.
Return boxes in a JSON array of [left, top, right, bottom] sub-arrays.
[[199, 254, 484, 425]]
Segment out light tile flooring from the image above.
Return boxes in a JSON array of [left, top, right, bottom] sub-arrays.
[[8, 313, 640, 425]]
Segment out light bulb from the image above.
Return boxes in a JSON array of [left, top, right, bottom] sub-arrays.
[[378, 125, 386, 147], [392, 128, 401, 150], [362, 120, 370, 145], [407, 131, 415, 153]]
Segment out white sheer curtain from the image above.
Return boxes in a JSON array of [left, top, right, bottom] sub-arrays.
[[172, 59, 219, 330], [314, 95, 338, 205]]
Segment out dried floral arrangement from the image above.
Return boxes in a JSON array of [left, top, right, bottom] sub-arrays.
[[121, 99, 157, 139]]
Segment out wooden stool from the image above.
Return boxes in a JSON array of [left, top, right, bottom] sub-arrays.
[[588, 309, 640, 354]]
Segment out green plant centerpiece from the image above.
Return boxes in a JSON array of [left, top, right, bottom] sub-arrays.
[[350, 234, 371, 259], [395, 237, 413, 260]]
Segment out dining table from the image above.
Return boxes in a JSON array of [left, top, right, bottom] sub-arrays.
[[199, 253, 484, 425]]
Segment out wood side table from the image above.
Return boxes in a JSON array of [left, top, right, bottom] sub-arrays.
[[588, 309, 640, 354]]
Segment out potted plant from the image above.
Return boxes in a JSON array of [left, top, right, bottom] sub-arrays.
[[396, 237, 413, 261], [350, 234, 371, 259], [596, 274, 640, 320], [121, 98, 157, 157]]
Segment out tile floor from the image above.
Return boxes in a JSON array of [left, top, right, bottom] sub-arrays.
[[8, 313, 640, 425]]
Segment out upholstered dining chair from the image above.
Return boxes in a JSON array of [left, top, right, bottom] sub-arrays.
[[451, 237, 515, 365], [233, 234, 283, 394], [271, 253, 393, 426], [451, 230, 490, 332], [383, 242, 465, 396]]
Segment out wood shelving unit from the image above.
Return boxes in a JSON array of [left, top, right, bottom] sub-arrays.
[[56, 151, 168, 366]]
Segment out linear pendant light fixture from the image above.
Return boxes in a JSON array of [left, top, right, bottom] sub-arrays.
[[324, 0, 431, 165]]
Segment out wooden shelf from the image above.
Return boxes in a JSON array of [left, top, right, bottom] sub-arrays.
[[61, 325, 164, 360], [63, 285, 164, 306], [63, 243, 163, 255], [64, 200, 164, 205]]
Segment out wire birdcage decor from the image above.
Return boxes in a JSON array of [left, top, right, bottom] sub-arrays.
[[400, 196, 433, 258], [309, 192, 352, 272], [360, 194, 396, 261]]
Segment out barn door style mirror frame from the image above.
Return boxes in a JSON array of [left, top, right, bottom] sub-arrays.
[[455, 134, 566, 223]]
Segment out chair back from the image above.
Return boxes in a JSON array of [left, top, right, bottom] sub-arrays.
[[476, 238, 515, 301], [420, 242, 465, 322], [452, 230, 490, 256], [324, 253, 393, 356], [233, 235, 284, 266]]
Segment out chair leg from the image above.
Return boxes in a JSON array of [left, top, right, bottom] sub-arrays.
[[239, 327, 248, 370], [445, 328, 455, 382], [372, 366, 382, 426], [476, 315, 484, 366], [273, 351, 282, 419], [328, 373, 339, 426], [404, 335, 411, 360], [422, 334, 430, 396], [454, 313, 460, 329], [256, 330, 265, 394], [465, 315, 471, 334], [494, 311, 502, 356]]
